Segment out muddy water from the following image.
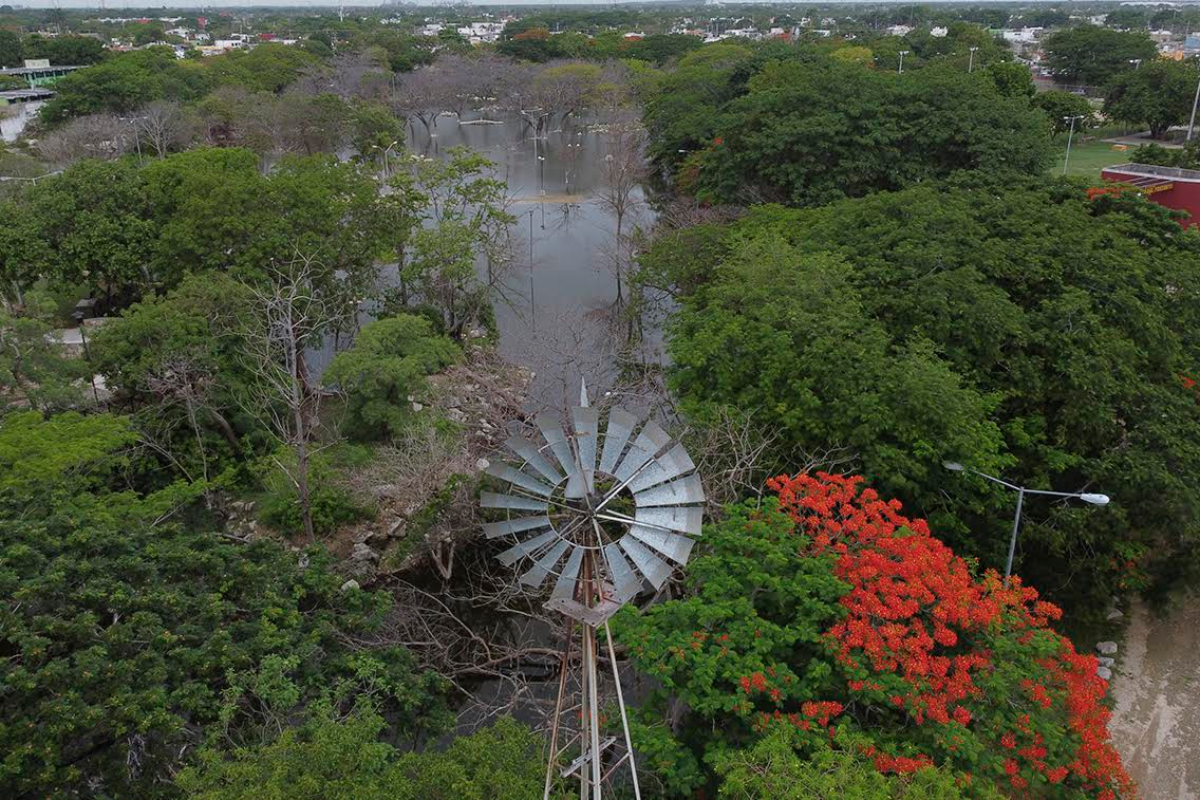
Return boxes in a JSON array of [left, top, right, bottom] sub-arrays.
[[406, 112, 660, 409], [1108, 597, 1200, 799]]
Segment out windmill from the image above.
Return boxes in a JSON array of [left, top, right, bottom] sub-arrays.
[[481, 383, 703, 799]]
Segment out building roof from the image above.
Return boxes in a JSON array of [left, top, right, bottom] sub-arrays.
[[1103, 163, 1200, 183]]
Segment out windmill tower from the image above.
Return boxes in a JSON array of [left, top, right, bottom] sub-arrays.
[[481, 383, 703, 799]]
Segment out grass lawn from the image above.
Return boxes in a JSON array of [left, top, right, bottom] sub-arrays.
[[1050, 136, 1134, 180]]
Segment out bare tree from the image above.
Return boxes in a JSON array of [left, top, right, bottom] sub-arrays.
[[236, 254, 355, 543], [595, 114, 649, 305], [134, 100, 196, 159], [36, 113, 134, 167]]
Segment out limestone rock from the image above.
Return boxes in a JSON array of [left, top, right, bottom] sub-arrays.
[[1106, 608, 1124, 621], [1097, 656, 1115, 667], [340, 579, 360, 592], [1096, 641, 1118, 655], [1096, 666, 1112, 681]]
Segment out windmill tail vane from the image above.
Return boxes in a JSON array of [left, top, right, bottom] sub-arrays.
[[480, 381, 704, 799]]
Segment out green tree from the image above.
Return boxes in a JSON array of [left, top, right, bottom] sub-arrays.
[[984, 60, 1035, 99], [0, 410, 450, 797], [0, 29, 21, 68], [326, 314, 458, 441], [694, 62, 1050, 206], [205, 43, 319, 94], [715, 732, 984, 799], [642, 42, 752, 169], [668, 233, 1006, 519], [1042, 25, 1157, 87], [177, 711, 552, 800], [1104, 59, 1198, 139], [39, 47, 211, 124], [0, 292, 84, 412], [645, 180, 1200, 618], [1033, 90, 1096, 136]]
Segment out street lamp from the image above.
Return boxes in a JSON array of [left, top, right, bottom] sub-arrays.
[[1061, 114, 1087, 176], [944, 462, 1109, 584], [1188, 71, 1200, 141], [371, 139, 398, 177], [1129, 58, 1142, 70], [968, 46, 978, 73], [898, 50, 909, 74]]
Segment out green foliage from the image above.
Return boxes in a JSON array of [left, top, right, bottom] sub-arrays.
[[23, 33, 107, 65], [0, 412, 448, 796], [204, 43, 318, 93], [1042, 25, 1157, 87], [668, 234, 1006, 515], [0, 292, 85, 412], [648, 180, 1200, 617], [614, 501, 846, 795], [0, 410, 133, 506], [984, 61, 1035, 99], [0, 29, 21, 67], [256, 449, 373, 537], [1033, 91, 1096, 136], [327, 314, 458, 441], [177, 711, 551, 800], [5, 148, 397, 307], [693, 61, 1050, 206], [1104, 59, 1199, 139], [39, 47, 211, 124], [715, 731, 982, 799]]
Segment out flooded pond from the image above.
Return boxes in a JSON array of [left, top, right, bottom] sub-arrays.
[[406, 111, 661, 409], [0, 100, 41, 144]]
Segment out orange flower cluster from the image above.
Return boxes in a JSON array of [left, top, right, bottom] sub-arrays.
[[767, 472, 1135, 797]]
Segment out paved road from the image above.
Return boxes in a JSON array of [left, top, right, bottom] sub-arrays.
[[1108, 596, 1200, 799]]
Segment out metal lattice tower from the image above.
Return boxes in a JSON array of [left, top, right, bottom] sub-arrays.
[[480, 382, 703, 799]]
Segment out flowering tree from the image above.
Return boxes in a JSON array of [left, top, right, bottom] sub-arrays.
[[616, 473, 1133, 798]]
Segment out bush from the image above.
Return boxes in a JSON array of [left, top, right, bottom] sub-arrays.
[[325, 314, 458, 441]]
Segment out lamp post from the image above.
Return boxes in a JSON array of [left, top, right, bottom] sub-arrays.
[[371, 140, 398, 177], [1188, 71, 1200, 141], [968, 46, 978, 73], [72, 310, 100, 404], [1061, 114, 1086, 176], [944, 462, 1109, 584], [898, 50, 909, 74]]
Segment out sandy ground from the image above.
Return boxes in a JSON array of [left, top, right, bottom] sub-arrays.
[[1108, 596, 1200, 799]]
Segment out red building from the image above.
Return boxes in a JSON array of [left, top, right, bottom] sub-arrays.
[[1100, 163, 1200, 228]]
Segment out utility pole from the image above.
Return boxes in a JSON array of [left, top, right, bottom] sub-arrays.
[[898, 50, 909, 74], [968, 46, 978, 73]]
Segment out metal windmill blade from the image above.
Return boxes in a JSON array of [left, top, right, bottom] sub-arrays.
[[479, 385, 704, 618]]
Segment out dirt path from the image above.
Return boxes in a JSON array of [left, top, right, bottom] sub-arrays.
[[1108, 596, 1200, 799]]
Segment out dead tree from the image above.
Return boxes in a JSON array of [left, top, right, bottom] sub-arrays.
[[236, 254, 353, 543], [595, 114, 649, 306], [134, 100, 196, 159]]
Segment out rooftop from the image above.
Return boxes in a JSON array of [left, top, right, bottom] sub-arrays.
[[1104, 163, 1200, 182]]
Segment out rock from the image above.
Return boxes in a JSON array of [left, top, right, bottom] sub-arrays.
[[1096, 666, 1112, 681], [1097, 656, 1115, 667], [351, 542, 380, 563], [388, 518, 406, 536], [297, 553, 309, 570], [447, 407, 467, 423], [230, 500, 247, 512], [1106, 608, 1124, 621], [370, 483, 397, 500], [407, 395, 415, 402], [340, 579, 360, 592], [1096, 641, 1118, 655], [476, 458, 490, 471], [412, 402, 424, 412], [445, 395, 462, 409]]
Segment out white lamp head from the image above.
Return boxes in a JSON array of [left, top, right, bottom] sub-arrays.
[[1080, 493, 1110, 506]]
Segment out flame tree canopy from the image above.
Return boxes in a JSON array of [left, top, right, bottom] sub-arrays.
[[616, 473, 1133, 799]]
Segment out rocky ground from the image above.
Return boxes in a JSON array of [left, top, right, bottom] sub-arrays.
[[1108, 596, 1200, 800]]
